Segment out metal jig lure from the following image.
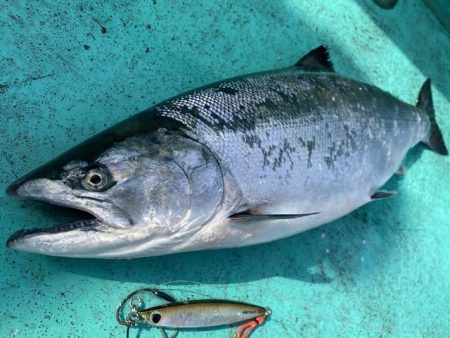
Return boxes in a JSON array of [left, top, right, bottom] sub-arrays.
[[116, 287, 270, 338]]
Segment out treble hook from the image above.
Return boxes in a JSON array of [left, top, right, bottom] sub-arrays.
[[116, 288, 177, 338]]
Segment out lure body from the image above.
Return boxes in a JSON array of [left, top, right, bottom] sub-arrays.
[[139, 300, 269, 328]]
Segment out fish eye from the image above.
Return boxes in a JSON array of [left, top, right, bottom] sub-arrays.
[[151, 311, 161, 324], [81, 166, 114, 191]]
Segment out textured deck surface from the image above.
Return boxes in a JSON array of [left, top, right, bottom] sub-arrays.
[[1, 0, 449, 337]]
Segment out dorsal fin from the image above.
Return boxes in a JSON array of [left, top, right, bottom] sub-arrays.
[[295, 45, 334, 72]]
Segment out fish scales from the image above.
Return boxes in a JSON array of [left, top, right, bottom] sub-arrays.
[[156, 69, 428, 215]]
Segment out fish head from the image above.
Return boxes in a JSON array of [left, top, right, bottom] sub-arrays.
[[6, 128, 224, 258]]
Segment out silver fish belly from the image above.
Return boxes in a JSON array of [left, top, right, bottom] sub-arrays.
[[6, 46, 447, 258]]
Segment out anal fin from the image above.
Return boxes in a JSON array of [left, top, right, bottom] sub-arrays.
[[371, 190, 396, 200]]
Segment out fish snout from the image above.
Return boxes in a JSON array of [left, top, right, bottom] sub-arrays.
[[6, 183, 20, 199], [6, 180, 32, 200]]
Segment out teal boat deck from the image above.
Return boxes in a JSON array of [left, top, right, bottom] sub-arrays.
[[1, 0, 449, 337]]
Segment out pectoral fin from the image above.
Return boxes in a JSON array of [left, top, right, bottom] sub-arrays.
[[229, 211, 319, 221]]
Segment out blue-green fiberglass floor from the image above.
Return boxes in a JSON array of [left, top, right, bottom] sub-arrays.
[[1, 0, 449, 337]]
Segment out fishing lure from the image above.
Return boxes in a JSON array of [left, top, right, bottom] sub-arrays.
[[116, 288, 270, 338]]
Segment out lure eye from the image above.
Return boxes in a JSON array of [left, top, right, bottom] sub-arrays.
[[150, 311, 161, 324], [81, 166, 114, 191]]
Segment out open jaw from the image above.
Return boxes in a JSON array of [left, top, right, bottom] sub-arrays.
[[6, 218, 103, 249], [5, 178, 132, 257]]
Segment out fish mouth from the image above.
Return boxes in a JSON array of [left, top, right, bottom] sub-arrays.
[[6, 178, 132, 251], [6, 218, 101, 248]]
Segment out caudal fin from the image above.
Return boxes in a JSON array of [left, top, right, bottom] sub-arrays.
[[417, 79, 448, 156]]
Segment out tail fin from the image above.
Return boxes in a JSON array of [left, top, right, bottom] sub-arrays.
[[417, 79, 448, 156]]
